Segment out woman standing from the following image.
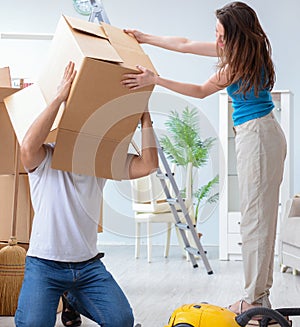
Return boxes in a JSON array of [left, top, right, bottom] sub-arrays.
[[122, 1, 286, 315]]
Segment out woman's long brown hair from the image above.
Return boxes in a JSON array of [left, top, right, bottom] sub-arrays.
[[215, 1, 275, 96]]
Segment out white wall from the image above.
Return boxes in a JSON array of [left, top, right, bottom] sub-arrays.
[[0, 0, 299, 247]]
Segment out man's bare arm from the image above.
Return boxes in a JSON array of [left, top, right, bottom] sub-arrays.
[[122, 108, 158, 180], [20, 62, 76, 171]]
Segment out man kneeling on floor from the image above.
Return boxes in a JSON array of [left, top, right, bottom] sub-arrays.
[[15, 61, 158, 327]]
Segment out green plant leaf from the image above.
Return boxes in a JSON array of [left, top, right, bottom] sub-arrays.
[[159, 106, 219, 223], [160, 107, 215, 168], [194, 175, 219, 220]]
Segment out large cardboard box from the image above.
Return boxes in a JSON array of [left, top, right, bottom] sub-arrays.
[[0, 174, 34, 243], [5, 15, 156, 180]]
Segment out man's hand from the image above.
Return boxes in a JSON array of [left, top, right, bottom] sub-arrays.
[[56, 61, 77, 103], [140, 106, 152, 127]]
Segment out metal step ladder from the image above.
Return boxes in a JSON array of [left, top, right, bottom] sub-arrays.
[[131, 130, 213, 274], [154, 134, 213, 274], [88, 0, 213, 274], [88, 0, 110, 24]]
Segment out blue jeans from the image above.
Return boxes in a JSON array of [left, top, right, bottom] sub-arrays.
[[15, 256, 134, 327]]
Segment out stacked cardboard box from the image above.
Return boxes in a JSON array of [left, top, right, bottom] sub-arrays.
[[0, 68, 33, 249]]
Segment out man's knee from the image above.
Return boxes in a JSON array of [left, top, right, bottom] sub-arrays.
[[97, 308, 134, 327], [15, 308, 56, 327]]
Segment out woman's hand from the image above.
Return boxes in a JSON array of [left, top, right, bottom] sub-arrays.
[[123, 29, 147, 43], [121, 65, 157, 90]]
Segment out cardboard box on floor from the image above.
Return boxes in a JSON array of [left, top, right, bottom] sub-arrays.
[[0, 67, 26, 174], [4, 15, 156, 180], [0, 173, 103, 245], [0, 172, 102, 243], [0, 174, 34, 244]]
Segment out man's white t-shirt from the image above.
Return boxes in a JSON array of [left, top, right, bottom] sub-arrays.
[[27, 143, 106, 262]]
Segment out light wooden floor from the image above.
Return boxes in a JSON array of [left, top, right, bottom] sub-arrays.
[[1, 245, 299, 326]]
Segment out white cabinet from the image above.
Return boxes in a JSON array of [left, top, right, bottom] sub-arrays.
[[219, 91, 293, 260]]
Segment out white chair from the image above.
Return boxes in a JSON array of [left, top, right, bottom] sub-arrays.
[[280, 194, 300, 275], [131, 168, 183, 262]]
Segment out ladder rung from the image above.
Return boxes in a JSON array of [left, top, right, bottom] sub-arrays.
[[166, 198, 178, 205], [156, 172, 166, 179], [185, 246, 208, 255], [176, 223, 190, 230], [156, 172, 174, 180], [185, 246, 199, 255], [169, 196, 186, 203]]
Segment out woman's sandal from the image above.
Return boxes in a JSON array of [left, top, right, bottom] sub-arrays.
[[61, 293, 82, 327], [227, 300, 283, 326], [227, 299, 264, 325]]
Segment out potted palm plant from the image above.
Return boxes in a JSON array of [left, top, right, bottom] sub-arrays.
[[159, 106, 219, 236]]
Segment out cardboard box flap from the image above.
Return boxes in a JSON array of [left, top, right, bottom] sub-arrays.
[[74, 33, 123, 63], [64, 15, 107, 39], [63, 16, 123, 64], [102, 22, 143, 53], [0, 67, 11, 87], [102, 23, 157, 73], [0, 87, 19, 102], [4, 84, 49, 144]]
